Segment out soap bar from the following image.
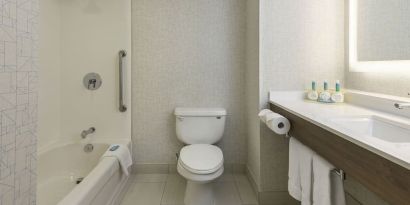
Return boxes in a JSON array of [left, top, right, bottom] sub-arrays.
[[110, 145, 120, 151], [319, 91, 332, 102], [331, 93, 344, 103]]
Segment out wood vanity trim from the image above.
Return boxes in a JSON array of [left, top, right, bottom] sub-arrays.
[[270, 103, 410, 205]]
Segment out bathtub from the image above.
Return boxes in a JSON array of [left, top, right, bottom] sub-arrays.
[[37, 139, 131, 205]]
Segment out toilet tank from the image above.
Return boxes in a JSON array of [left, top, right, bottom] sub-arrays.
[[174, 108, 227, 144]]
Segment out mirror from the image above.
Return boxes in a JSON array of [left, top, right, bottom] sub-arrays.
[[349, 0, 410, 72]]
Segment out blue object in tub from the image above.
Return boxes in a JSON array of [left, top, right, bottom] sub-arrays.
[[110, 145, 120, 151]]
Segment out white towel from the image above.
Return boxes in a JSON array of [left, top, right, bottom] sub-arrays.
[[299, 141, 314, 205], [288, 137, 301, 200], [331, 171, 346, 205], [101, 144, 133, 176], [288, 137, 302, 201], [313, 154, 346, 205], [288, 138, 314, 205]]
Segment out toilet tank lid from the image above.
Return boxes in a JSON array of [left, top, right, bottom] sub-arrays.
[[174, 108, 226, 116]]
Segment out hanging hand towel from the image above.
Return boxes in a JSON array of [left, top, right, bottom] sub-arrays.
[[330, 170, 346, 205], [288, 137, 314, 205], [299, 140, 314, 205], [313, 154, 345, 205], [288, 137, 302, 200]]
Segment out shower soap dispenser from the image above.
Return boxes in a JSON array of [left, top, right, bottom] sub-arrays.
[[318, 80, 332, 103], [331, 80, 344, 103], [307, 81, 319, 101]]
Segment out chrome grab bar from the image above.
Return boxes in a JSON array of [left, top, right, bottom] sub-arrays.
[[119, 50, 127, 112]]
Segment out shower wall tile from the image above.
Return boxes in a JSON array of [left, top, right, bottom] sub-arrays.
[[0, 0, 39, 204]]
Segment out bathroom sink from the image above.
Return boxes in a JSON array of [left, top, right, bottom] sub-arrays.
[[329, 116, 410, 143]]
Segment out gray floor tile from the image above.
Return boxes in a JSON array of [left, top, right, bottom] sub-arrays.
[[234, 175, 258, 205], [161, 174, 186, 205], [214, 182, 243, 205], [121, 182, 165, 205], [133, 174, 168, 183]]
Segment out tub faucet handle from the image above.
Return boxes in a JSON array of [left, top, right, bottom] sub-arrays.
[[81, 127, 96, 139]]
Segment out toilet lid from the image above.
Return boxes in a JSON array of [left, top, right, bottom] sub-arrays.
[[179, 144, 224, 174]]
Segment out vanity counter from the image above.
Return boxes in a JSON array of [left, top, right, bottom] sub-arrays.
[[269, 91, 410, 169], [269, 90, 410, 205]]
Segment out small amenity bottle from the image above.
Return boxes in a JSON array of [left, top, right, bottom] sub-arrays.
[[331, 80, 344, 103], [307, 81, 319, 101], [318, 80, 331, 103]]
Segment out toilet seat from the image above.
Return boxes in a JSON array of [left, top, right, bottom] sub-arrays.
[[179, 144, 223, 175]]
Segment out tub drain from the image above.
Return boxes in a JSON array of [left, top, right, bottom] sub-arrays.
[[84, 144, 94, 153]]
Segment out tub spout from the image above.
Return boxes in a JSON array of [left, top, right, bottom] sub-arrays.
[[81, 127, 95, 139]]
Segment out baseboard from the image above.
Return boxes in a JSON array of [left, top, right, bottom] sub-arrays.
[[258, 191, 299, 205], [245, 166, 299, 205], [132, 163, 246, 174], [245, 165, 260, 199]]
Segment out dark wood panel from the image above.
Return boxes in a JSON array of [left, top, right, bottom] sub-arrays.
[[270, 103, 410, 205]]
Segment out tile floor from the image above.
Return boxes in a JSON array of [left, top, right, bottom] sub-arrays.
[[120, 173, 258, 205]]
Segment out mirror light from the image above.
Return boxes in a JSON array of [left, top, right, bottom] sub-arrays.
[[349, 0, 410, 72]]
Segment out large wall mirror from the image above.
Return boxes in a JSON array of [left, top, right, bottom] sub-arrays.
[[349, 0, 410, 72]]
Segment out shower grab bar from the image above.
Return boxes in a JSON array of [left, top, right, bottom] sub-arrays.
[[119, 50, 127, 112]]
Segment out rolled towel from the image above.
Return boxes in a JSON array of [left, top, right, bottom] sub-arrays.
[[101, 144, 133, 176]]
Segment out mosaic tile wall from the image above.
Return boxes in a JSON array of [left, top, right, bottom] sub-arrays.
[[0, 0, 39, 204]]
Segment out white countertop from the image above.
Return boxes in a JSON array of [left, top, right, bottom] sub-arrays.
[[269, 91, 410, 170]]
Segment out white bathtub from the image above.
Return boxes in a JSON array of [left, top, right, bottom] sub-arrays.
[[37, 140, 131, 205]]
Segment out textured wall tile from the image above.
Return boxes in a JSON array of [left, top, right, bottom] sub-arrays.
[[0, 0, 38, 204], [131, 0, 247, 164], [259, 0, 345, 192]]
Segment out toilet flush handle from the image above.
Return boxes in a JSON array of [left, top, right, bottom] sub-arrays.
[[177, 116, 184, 121]]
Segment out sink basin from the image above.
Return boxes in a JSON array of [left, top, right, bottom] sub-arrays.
[[329, 116, 410, 143]]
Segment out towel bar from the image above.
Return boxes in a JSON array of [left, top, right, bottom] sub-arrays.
[[333, 169, 346, 181]]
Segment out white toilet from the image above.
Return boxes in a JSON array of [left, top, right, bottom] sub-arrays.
[[174, 107, 227, 205]]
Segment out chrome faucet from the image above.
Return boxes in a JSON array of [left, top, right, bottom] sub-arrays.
[[81, 127, 95, 139], [394, 93, 410, 109], [394, 102, 410, 109]]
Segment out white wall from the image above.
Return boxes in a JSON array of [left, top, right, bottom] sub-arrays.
[[131, 0, 247, 165], [39, 0, 61, 149], [39, 0, 132, 150], [259, 0, 345, 202], [245, 0, 261, 190], [60, 0, 131, 142]]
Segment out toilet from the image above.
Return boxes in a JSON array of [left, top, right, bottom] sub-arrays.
[[174, 107, 226, 205]]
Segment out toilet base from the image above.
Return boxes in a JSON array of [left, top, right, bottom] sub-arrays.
[[184, 181, 214, 205]]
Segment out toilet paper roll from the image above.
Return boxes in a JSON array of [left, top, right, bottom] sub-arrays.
[[259, 109, 291, 135]]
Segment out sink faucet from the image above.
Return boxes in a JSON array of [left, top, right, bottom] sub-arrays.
[[394, 102, 410, 109], [81, 127, 95, 139], [394, 93, 410, 109]]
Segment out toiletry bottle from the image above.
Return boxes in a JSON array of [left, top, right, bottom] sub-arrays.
[[307, 81, 319, 101], [331, 80, 344, 103], [318, 80, 331, 103]]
